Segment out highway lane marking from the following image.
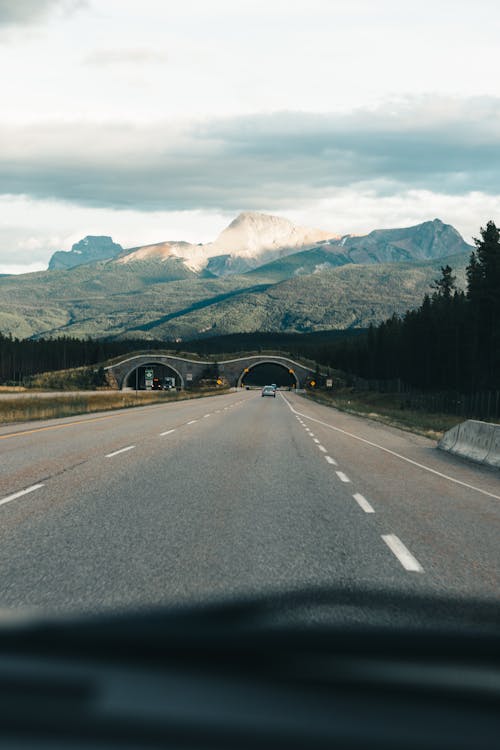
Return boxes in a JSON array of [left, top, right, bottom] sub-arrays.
[[187, 419, 198, 425], [0, 483, 44, 507], [281, 394, 500, 502], [203, 414, 211, 418], [353, 492, 375, 513], [105, 445, 135, 458], [336, 471, 351, 483], [325, 456, 338, 465], [318, 445, 327, 452], [382, 534, 423, 573], [313, 438, 320, 443], [160, 429, 176, 436]]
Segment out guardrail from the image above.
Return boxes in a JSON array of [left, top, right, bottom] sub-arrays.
[[438, 420, 500, 468]]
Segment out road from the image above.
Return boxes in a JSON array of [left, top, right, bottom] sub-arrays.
[[0, 389, 499, 621]]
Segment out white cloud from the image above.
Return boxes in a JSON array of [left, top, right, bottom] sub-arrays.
[[0, 0, 84, 25], [2, 1, 500, 272], [83, 47, 168, 65]]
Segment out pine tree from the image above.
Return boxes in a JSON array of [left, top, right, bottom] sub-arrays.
[[432, 265, 456, 299]]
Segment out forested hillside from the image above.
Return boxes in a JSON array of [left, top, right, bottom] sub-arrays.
[[322, 221, 500, 393]]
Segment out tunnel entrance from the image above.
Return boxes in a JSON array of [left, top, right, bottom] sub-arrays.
[[240, 363, 297, 388], [124, 362, 182, 390]]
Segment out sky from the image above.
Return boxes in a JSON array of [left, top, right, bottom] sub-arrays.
[[1, 0, 499, 273]]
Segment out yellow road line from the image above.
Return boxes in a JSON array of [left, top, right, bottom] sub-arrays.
[[0, 412, 126, 440]]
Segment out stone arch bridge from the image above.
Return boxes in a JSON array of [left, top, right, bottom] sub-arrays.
[[105, 353, 320, 390]]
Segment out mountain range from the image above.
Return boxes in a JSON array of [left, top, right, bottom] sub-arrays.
[[0, 212, 473, 340]]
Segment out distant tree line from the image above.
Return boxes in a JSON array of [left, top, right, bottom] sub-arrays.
[[0, 336, 168, 385], [320, 221, 500, 393], [0, 330, 360, 385]]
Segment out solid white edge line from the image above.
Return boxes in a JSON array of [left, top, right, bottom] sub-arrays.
[[279, 393, 500, 502], [0, 483, 44, 507], [353, 492, 375, 513], [105, 445, 135, 458], [325, 456, 337, 465], [382, 534, 423, 572], [160, 429, 176, 436], [336, 471, 351, 483]]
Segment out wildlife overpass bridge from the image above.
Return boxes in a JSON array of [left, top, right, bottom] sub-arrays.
[[104, 353, 320, 390]]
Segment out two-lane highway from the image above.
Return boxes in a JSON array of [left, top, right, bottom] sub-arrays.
[[0, 389, 499, 618]]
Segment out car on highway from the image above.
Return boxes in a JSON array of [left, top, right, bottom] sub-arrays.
[[262, 385, 276, 397]]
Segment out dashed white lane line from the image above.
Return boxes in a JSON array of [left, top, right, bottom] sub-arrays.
[[325, 456, 338, 465], [187, 419, 198, 425], [318, 445, 327, 452], [336, 471, 351, 483], [105, 445, 135, 458], [203, 414, 211, 418], [353, 492, 375, 513], [280, 393, 500, 502], [0, 483, 44, 507], [313, 438, 320, 444], [160, 428, 176, 436], [382, 534, 423, 573]]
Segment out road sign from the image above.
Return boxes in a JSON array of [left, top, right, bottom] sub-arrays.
[[145, 368, 153, 379], [326, 378, 333, 388], [186, 373, 193, 382]]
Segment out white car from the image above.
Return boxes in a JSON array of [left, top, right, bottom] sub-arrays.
[[262, 386, 276, 397]]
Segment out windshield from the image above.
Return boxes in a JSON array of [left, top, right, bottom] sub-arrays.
[[0, 1, 499, 636]]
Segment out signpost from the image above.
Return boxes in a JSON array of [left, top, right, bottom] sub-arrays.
[[145, 368, 154, 389], [326, 378, 333, 389]]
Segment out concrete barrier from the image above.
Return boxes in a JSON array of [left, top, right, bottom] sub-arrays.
[[485, 427, 500, 468], [438, 419, 500, 468], [438, 422, 461, 453]]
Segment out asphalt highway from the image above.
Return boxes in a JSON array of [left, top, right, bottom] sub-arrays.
[[0, 389, 499, 621]]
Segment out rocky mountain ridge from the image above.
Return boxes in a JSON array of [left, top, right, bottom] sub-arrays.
[[48, 236, 123, 270], [47, 213, 473, 278]]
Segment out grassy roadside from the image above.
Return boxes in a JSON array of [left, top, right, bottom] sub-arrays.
[[301, 389, 462, 440], [0, 388, 230, 425]]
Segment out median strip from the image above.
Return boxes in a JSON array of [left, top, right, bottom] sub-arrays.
[[382, 534, 423, 572], [0, 483, 44, 507], [105, 445, 135, 458]]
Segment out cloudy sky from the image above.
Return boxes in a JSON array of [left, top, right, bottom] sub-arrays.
[[1, 0, 499, 273]]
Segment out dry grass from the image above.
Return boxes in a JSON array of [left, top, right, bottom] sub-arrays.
[[304, 389, 462, 439], [0, 388, 229, 425]]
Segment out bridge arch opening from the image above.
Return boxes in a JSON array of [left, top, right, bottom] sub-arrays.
[[123, 361, 184, 390], [237, 362, 298, 389]]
